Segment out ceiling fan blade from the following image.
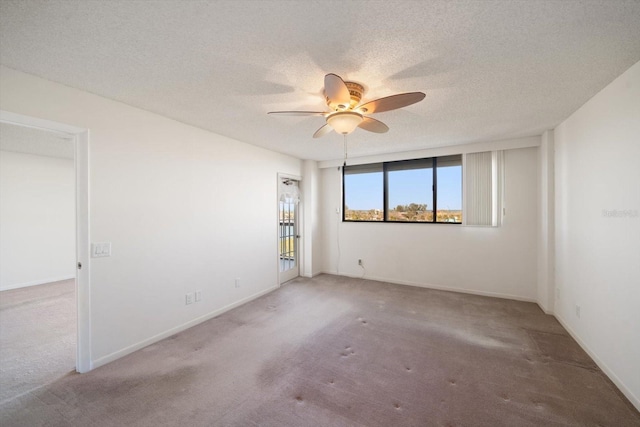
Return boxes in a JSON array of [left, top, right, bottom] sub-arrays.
[[357, 92, 426, 114], [313, 123, 333, 138], [359, 116, 389, 133], [324, 73, 351, 107], [267, 111, 326, 116]]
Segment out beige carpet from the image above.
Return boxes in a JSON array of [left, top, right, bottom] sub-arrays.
[[0, 279, 75, 403], [1, 274, 638, 426]]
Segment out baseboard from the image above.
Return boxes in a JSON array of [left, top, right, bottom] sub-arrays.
[[300, 271, 324, 279], [537, 302, 554, 315], [319, 271, 537, 303], [91, 284, 280, 370], [534, 293, 555, 315], [0, 275, 75, 291], [555, 313, 640, 412]]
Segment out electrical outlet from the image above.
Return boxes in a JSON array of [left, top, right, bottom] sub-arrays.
[[575, 304, 581, 318], [358, 259, 363, 266], [195, 290, 202, 302], [235, 278, 241, 288], [185, 293, 194, 305]]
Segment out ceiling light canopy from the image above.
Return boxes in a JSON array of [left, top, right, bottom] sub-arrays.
[[326, 111, 363, 135]]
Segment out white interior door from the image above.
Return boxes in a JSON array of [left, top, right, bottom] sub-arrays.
[[279, 178, 299, 284], [0, 110, 91, 372]]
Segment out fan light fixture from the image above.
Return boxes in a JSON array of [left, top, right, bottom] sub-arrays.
[[268, 73, 425, 138], [327, 111, 363, 135]]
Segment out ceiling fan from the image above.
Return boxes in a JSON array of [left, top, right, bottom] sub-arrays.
[[268, 74, 426, 138]]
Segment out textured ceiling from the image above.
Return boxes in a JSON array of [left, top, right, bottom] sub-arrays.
[[0, 122, 74, 159], [1, 0, 639, 161]]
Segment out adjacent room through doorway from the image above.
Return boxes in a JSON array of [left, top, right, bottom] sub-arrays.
[[0, 122, 76, 403]]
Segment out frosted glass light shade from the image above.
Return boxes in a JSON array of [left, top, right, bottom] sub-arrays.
[[327, 112, 363, 135], [279, 179, 300, 203]]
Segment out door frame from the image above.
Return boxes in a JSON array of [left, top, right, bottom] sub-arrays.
[[0, 110, 91, 373], [277, 173, 301, 285]]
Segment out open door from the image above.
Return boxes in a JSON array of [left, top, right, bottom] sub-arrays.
[[0, 110, 90, 373], [278, 177, 300, 284]]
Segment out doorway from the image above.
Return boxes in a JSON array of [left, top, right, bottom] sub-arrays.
[[0, 110, 90, 382], [278, 176, 300, 284]]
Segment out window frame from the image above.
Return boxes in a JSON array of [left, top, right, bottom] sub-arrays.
[[342, 155, 462, 224]]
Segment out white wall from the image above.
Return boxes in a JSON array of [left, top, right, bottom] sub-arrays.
[[0, 66, 301, 367], [321, 145, 539, 302], [554, 60, 640, 409], [537, 130, 555, 313], [0, 150, 75, 290], [301, 159, 323, 277]]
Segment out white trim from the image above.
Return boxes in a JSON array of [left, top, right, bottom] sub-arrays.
[[0, 275, 75, 292], [318, 136, 540, 169], [75, 130, 91, 373], [555, 313, 640, 412], [537, 303, 554, 315], [320, 271, 537, 303], [0, 110, 85, 135], [0, 110, 91, 373], [92, 284, 279, 369]]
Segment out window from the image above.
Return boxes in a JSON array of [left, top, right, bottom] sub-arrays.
[[343, 155, 462, 223], [436, 155, 463, 223], [387, 159, 433, 222], [343, 164, 384, 221]]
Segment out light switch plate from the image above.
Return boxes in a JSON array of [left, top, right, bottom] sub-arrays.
[[91, 242, 111, 258]]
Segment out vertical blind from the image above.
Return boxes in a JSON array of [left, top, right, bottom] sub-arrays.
[[464, 151, 503, 226]]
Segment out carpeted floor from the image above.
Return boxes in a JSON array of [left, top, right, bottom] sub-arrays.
[[0, 279, 75, 403], [1, 274, 638, 426]]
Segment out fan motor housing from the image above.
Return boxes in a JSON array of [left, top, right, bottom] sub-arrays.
[[345, 82, 364, 109], [327, 81, 364, 110]]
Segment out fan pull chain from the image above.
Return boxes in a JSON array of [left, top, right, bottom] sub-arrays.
[[343, 134, 348, 167]]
